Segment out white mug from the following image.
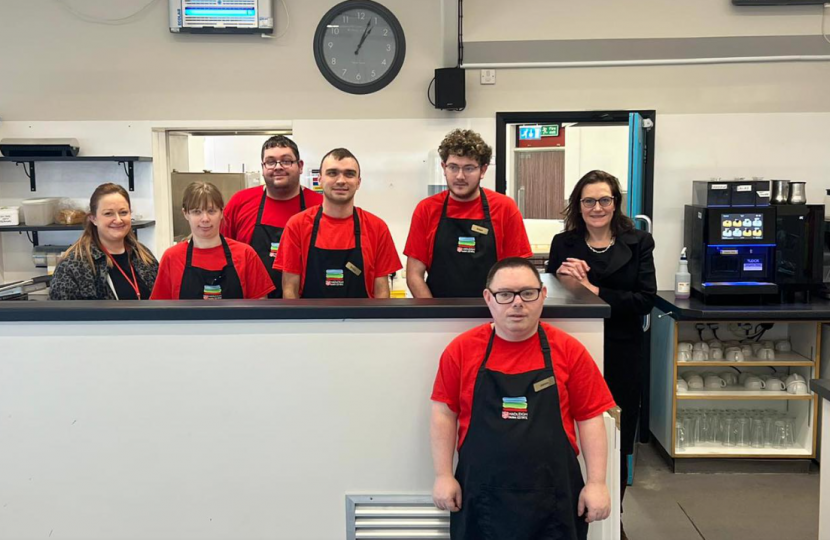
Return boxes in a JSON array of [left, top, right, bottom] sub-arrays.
[[677, 350, 692, 362], [738, 372, 753, 385], [764, 378, 786, 391], [710, 348, 724, 360], [708, 340, 723, 349], [751, 343, 763, 355], [692, 350, 709, 362], [775, 340, 792, 352], [761, 340, 774, 349], [740, 345, 753, 358], [677, 379, 689, 392], [757, 348, 776, 360], [704, 376, 727, 389], [744, 377, 766, 390], [785, 373, 805, 386], [726, 350, 745, 362], [787, 381, 808, 395], [686, 375, 704, 390], [693, 342, 710, 353], [678, 342, 693, 352], [720, 371, 738, 386]]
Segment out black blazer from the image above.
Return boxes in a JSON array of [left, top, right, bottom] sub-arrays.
[[546, 228, 657, 344]]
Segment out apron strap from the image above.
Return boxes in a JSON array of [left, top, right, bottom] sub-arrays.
[[255, 188, 268, 224], [185, 235, 234, 268], [299, 188, 307, 211], [479, 188, 493, 223], [185, 238, 194, 267], [310, 206, 362, 249], [479, 324, 554, 375], [440, 190, 451, 219]]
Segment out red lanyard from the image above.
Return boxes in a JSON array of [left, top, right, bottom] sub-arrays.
[[102, 246, 141, 300]]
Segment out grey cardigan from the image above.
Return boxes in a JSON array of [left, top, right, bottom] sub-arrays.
[[49, 244, 159, 300]]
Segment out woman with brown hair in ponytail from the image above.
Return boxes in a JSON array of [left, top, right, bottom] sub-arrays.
[[49, 183, 158, 300]]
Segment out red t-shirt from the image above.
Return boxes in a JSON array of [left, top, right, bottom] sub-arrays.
[[221, 186, 324, 245], [273, 207, 402, 297], [150, 237, 276, 300], [404, 188, 533, 268], [431, 322, 615, 454]]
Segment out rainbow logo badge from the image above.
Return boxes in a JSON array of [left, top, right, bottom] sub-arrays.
[[270, 242, 280, 258], [326, 269, 345, 287], [502, 397, 528, 420], [457, 236, 476, 254], [203, 284, 222, 300]]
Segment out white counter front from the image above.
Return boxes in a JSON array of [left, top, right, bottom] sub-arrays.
[[0, 295, 617, 539]]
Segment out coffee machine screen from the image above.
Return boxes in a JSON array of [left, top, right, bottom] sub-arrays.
[[720, 213, 764, 240]]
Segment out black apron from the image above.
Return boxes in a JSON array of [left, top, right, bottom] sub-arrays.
[[451, 326, 588, 540], [178, 235, 244, 300], [301, 207, 369, 299], [250, 188, 307, 299], [426, 189, 498, 298]]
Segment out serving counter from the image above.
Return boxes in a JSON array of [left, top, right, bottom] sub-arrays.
[[0, 276, 620, 540], [651, 292, 830, 470]]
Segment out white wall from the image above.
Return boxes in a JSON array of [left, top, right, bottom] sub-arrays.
[[564, 125, 630, 199]]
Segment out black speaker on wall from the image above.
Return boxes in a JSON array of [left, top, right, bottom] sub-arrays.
[[434, 67, 466, 110]]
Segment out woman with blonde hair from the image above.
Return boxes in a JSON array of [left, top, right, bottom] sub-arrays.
[[151, 182, 274, 300], [49, 183, 158, 300]]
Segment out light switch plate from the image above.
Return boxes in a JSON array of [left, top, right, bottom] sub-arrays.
[[480, 69, 496, 85]]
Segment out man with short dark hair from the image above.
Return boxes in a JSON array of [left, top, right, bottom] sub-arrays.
[[404, 129, 532, 298], [274, 148, 402, 298], [431, 257, 614, 539], [222, 135, 323, 298]]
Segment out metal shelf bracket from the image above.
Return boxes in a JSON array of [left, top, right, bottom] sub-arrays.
[[15, 161, 36, 191], [118, 160, 136, 191]]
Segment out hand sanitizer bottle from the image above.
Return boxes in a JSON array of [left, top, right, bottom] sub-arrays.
[[675, 248, 691, 299]]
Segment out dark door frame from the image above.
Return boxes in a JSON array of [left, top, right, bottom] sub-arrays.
[[495, 109, 657, 447], [495, 110, 657, 221]]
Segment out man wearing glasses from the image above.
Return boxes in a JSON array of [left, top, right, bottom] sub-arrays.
[[430, 257, 614, 540], [222, 136, 323, 298], [404, 129, 532, 298], [274, 148, 402, 299]]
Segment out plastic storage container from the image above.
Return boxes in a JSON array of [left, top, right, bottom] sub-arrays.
[[0, 206, 21, 226], [21, 198, 59, 226]]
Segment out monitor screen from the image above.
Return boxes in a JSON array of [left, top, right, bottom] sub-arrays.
[[720, 213, 763, 241]]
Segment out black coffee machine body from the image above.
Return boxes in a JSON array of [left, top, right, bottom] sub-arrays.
[[685, 205, 778, 299], [775, 204, 825, 301]]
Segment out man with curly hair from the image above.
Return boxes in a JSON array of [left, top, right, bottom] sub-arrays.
[[404, 129, 532, 297]]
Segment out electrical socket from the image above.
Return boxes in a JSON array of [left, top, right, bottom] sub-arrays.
[[480, 69, 496, 85]]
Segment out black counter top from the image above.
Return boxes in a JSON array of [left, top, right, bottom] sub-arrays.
[[654, 291, 830, 321], [0, 274, 610, 322], [811, 380, 830, 403]]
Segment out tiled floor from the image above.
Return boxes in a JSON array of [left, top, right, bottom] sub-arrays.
[[624, 442, 819, 540]]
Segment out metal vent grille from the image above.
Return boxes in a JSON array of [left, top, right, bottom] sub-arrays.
[[346, 495, 449, 540]]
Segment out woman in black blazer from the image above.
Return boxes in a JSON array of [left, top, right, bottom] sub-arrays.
[[546, 170, 656, 521]]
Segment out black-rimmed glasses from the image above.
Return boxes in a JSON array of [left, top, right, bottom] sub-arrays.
[[445, 164, 481, 175], [488, 288, 542, 304], [580, 197, 614, 209], [263, 159, 297, 169]]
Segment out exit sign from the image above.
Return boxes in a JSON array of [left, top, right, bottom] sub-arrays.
[[519, 126, 542, 140], [541, 125, 559, 137]]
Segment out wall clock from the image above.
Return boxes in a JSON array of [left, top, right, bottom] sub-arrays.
[[313, 1, 406, 95]]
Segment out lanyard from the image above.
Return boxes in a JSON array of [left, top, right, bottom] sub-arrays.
[[102, 246, 141, 300]]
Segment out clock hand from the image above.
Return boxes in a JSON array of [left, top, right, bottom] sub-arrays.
[[354, 20, 374, 55]]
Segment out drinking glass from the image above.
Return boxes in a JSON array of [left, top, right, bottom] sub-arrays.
[[676, 421, 688, 451], [750, 418, 765, 448], [771, 420, 788, 449]]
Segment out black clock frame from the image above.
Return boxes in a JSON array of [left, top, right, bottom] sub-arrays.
[[313, 0, 406, 95]]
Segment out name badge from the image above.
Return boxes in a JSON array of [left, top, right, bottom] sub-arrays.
[[346, 262, 362, 276], [471, 224, 489, 235], [533, 376, 556, 392]]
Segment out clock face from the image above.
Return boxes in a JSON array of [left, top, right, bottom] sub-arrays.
[[313, 1, 406, 95]]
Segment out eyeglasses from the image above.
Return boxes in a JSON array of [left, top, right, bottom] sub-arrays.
[[262, 159, 297, 169], [488, 288, 542, 304], [581, 197, 614, 209], [187, 208, 221, 217], [445, 164, 481, 175]]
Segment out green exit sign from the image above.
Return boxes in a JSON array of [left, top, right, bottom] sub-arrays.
[[541, 125, 559, 137]]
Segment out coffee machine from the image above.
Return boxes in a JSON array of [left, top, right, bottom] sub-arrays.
[[685, 180, 825, 302]]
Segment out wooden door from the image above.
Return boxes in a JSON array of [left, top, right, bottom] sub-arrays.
[[514, 150, 566, 219]]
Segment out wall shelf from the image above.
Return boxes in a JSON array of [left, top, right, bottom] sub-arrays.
[[678, 390, 813, 400], [0, 156, 152, 192], [0, 220, 154, 247]]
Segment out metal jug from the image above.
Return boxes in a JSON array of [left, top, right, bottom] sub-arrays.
[[787, 182, 806, 205], [770, 180, 790, 204]]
